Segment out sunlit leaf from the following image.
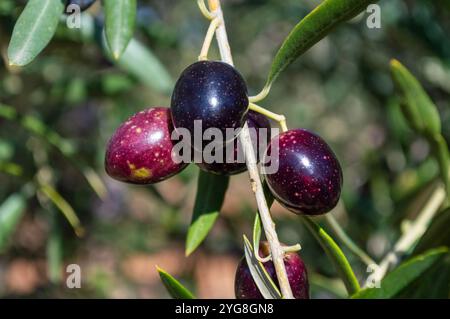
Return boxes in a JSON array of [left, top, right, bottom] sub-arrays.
[[390, 59, 441, 137], [353, 247, 449, 298], [7, 0, 64, 66], [185, 170, 229, 256], [104, 0, 137, 60], [157, 266, 195, 299], [267, 0, 377, 85], [253, 212, 262, 252]]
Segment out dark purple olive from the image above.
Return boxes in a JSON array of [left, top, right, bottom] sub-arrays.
[[235, 241, 309, 299], [65, 0, 96, 12], [170, 61, 249, 150], [105, 107, 188, 184], [262, 129, 342, 215], [195, 111, 271, 175]]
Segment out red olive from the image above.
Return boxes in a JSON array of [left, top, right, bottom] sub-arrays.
[[105, 107, 188, 184]]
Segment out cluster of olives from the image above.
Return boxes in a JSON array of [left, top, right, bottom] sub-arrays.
[[105, 60, 343, 299]]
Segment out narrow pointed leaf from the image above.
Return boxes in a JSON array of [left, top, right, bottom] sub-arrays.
[[103, 38, 174, 94], [432, 134, 450, 197], [8, 0, 64, 66], [267, 0, 377, 85], [414, 208, 450, 254], [253, 213, 262, 252], [186, 171, 229, 256], [243, 235, 282, 299], [390, 59, 441, 136], [157, 266, 195, 299], [353, 247, 449, 298], [0, 193, 27, 251], [39, 184, 84, 237], [104, 0, 137, 60], [301, 216, 360, 295]]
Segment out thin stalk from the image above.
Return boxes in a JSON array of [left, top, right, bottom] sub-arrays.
[[325, 214, 375, 266], [363, 184, 446, 287], [205, 0, 294, 299], [249, 84, 272, 103], [198, 18, 220, 61], [249, 102, 288, 132]]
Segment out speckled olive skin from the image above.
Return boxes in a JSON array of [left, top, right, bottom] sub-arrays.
[[170, 61, 249, 149], [105, 107, 188, 184], [235, 242, 309, 299], [196, 111, 271, 175], [263, 129, 342, 215], [65, 0, 96, 12]]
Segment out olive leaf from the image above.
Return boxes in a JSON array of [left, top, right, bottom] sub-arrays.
[[413, 208, 450, 255], [102, 37, 174, 94], [390, 59, 441, 137], [390, 60, 450, 196], [353, 247, 449, 298], [156, 266, 195, 299], [243, 235, 282, 299], [185, 171, 229, 256], [39, 184, 84, 237], [8, 0, 65, 66], [253, 212, 262, 252], [301, 216, 360, 295], [104, 0, 137, 60], [0, 193, 27, 252], [266, 0, 377, 86], [47, 209, 63, 283]]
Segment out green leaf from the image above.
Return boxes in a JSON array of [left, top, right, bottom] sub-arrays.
[[414, 208, 450, 254], [243, 235, 282, 299], [301, 216, 360, 295], [267, 0, 377, 85], [104, 0, 137, 60], [39, 184, 84, 237], [353, 247, 449, 298], [0, 193, 27, 251], [432, 134, 450, 197], [390, 59, 442, 137], [157, 266, 195, 299], [104, 38, 174, 94], [47, 209, 63, 283], [397, 254, 450, 298], [185, 171, 229, 256], [253, 212, 262, 252], [7, 0, 64, 66]]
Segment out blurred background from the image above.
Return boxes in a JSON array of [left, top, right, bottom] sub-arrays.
[[0, 0, 449, 298]]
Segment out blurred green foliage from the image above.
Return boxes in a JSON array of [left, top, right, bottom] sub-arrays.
[[0, 0, 449, 298]]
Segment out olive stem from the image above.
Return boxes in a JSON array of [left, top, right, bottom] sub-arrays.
[[248, 102, 288, 132], [282, 243, 302, 253], [325, 213, 376, 266], [205, 0, 294, 299], [197, 0, 215, 20], [249, 84, 272, 103], [363, 183, 446, 287], [198, 18, 220, 61], [256, 254, 272, 263]]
